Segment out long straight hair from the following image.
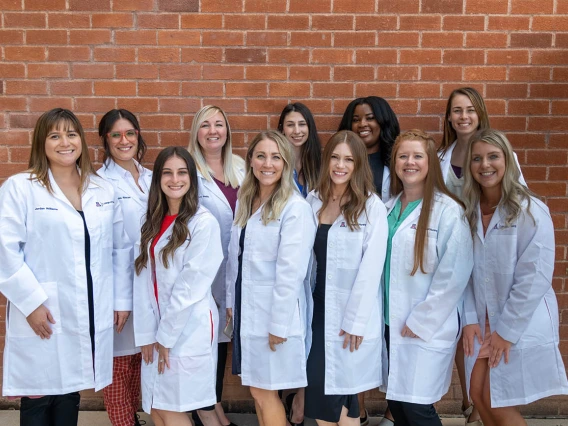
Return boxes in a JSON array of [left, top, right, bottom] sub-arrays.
[[28, 108, 96, 193], [439, 87, 490, 154], [234, 131, 295, 227], [390, 130, 463, 275], [462, 129, 535, 234], [188, 105, 245, 188], [277, 102, 322, 192], [135, 147, 199, 274], [98, 108, 147, 165], [316, 131, 374, 231]]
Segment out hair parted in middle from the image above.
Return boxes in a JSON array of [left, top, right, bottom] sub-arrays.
[[316, 130, 374, 231], [234, 130, 295, 227], [98, 108, 147, 166], [390, 129, 463, 275], [135, 146, 199, 275], [188, 105, 245, 188]]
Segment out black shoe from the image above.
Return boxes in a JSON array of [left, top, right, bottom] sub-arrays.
[[134, 413, 146, 426]]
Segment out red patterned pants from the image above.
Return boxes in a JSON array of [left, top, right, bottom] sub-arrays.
[[103, 353, 142, 426]]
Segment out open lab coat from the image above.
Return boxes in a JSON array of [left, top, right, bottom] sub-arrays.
[[134, 206, 223, 412], [196, 165, 244, 343], [226, 193, 317, 390], [98, 159, 152, 357], [0, 171, 131, 396], [306, 191, 388, 394], [382, 192, 473, 404], [464, 197, 568, 407]]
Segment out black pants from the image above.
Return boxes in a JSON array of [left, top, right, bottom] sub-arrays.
[[387, 400, 442, 426], [20, 392, 80, 426]]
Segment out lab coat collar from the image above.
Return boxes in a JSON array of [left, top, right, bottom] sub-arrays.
[[438, 141, 457, 181], [101, 159, 149, 209], [198, 170, 231, 210], [475, 202, 504, 243], [385, 191, 423, 232], [48, 167, 100, 210]]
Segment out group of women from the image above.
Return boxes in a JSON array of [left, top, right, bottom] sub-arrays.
[[0, 87, 567, 426]]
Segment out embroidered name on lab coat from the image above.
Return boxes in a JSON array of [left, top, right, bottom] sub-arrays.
[[492, 223, 517, 230], [409, 223, 438, 234], [95, 201, 115, 207], [118, 196, 131, 200], [34, 207, 58, 211]]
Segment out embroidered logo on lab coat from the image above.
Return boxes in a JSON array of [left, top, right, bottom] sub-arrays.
[[340, 222, 346, 227], [492, 223, 517, 230]]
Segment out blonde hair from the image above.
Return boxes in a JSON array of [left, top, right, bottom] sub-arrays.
[[462, 129, 535, 233], [188, 105, 245, 188], [390, 130, 463, 275], [234, 131, 295, 227]]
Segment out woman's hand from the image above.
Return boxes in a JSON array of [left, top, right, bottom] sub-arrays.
[[401, 324, 419, 339], [268, 333, 287, 352], [114, 311, 130, 334], [141, 344, 155, 365], [463, 324, 483, 357], [157, 343, 170, 374], [26, 305, 56, 339], [489, 331, 512, 368], [339, 329, 363, 352], [226, 307, 232, 323]]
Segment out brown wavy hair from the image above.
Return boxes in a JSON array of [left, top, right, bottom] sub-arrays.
[[390, 130, 463, 275], [135, 147, 199, 274], [316, 130, 374, 231]]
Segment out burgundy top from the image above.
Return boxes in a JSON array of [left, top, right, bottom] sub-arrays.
[[451, 164, 463, 179], [151, 214, 178, 305], [213, 176, 239, 215]]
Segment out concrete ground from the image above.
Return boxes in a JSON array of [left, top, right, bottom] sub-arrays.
[[0, 411, 566, 426]]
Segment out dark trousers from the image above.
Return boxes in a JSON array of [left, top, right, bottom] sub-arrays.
[[20, 392, 80, 426], [387, 400, 442, 426]]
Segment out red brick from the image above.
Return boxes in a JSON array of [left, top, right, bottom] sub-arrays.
[[424, 0, 462, 13], [268, 48, 310, 64], [0, 164, 30, 178], [92, 13, 133, 28], [466, 32, 508, 48], [312, 15, 353, 30], [267, 15, 309, 30], [486, 83, 528, 99], [4, 46, 46, 61], [399, 116, 439, 131], [422, 66, 462, 81], [486, 49, 529, 65], [552, 67, 568, 82], [157, 0, 198, 12], [138, 14, 179, 29], [226, 115, 267, 130], [558, 0, 568, 13], [245, 0, 286, 12], [507, 133, 546, 149], [378, 66, 418, 81], [354, 82, 397, 98], [287, 65, 328, 81], [510, 33, 552, 48], [28, 63, 69, 78], [289, 0, 331, 13], [532, 51, 568, 66], [389, 99, 419, 114], [313, 82, 353, 98], [9, 114, 41, 129], [50, 81, 93, 95], [509, 67, 551, 82], [511, 0, 553, 14], [225, 14, 265, 30], [70, 29, 112, 45], [557, 34, 568, 48], [552, 100, 568, 115], [247, 31, 287, 46], [139, 47, 180, 63], [356, 49, 397, 64], [159, 98, 201, 113], [73, 63, 114, 79], [269, 82, 311, 97], [48, 46, 90, 61], [527, 150, 568, 165], [4, 12, 46, 28], [379, 32, 420, 47], [26, 29, 67, 45], [113, 0, 153, 10], [116, 64, 159, 79], [116, 98, 158, 113], [550, 166, 568, 180], [201, 0, 242, 12], [442, 16, 484, 31], [488, 16, 530, 31], [48, 13, 90, 28], [182, 82, 224, 97], [5, 80, 47, 95], [30, 97, 74, 112], [378, 0, 419, 13], [290, 32, 331, 47], [465, 66, 506, 81], [94, 81, 136, 96], [25, 0, 65, 10], [400, 49, 442, 64], [420, 99, 448, 114], [0, 30, 24, 44], [466, 0, 507, 13], [422, 32, 463, 48], [334, 32, 376, 47], [158, 30, 201, 46], [75, 98, 116, 112], [528, 117, 567, 132], [247, 98, 287, 113], [201, 99, 245, 114], [356, 16, 397, 31], [332, 0, 373, 12], [181, 14, 223, 29], [138, 82, 180, 96], [334, 66, 375, 81], [399, 83, 440, 98], [0, 97, 27, 111], [226, 82, 268, 97], [10, 146, 33, 162], [399, 15, 441, 31], [202, 65, 244, 80], [203, 31, 244, 46], [312, 49, 354, 64], [139, 115, 182, 130], [490, 116, 527, 131], [0, 0, 21, 10], [443, 49, 484, 65], [226, 48, 267, 63], [69, 0, 110, 10], [115, 30, 157, 45], [181, 47, 223, 63], [0, 131, 31, 146], [508, 100, 550, 115], [159, 64, 200, 80], [246, 65, 287, 80]]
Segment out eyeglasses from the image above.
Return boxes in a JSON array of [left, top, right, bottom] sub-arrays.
[[107, 129, 139, 142]]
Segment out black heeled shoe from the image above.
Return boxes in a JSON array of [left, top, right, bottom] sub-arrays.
[[285, 393, 304, 426]]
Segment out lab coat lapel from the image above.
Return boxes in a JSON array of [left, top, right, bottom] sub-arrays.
[[199, 172, 230, 209], [104, 161, 147, 210], [385, 192, 423, 231]]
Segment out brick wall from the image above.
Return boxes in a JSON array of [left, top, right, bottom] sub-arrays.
[[1, 0, 567, 416]]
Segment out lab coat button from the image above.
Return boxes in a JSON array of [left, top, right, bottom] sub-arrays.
[[490, 312, 494, 317], [485, 278, 489, 282], [327, 274, 332, 279]]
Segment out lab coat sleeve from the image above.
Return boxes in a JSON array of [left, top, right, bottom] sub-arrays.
[[406, 202, 473, 342], [0, 176, 48, 316], [156, 214, 223, 349], [112, 187, 134, 311], [270, 200, 317, 338], [341, 198, 388, 336], [463, 276, 479, 326], [495, 204, 555, 344], [133, 243, 158, 347], [225, 224, 239, 311]]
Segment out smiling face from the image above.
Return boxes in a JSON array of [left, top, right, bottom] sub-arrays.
[[351, 103, 380, 154], [250, 138, 284, 194], [161, 155, 191, 208], [45, 122, 82, 170], [448, 94, 480, 141], [329, 142, 354, 189], [107, 118, 139, 165], [394, 139, 429, 192], [196, 111, 227, 155], [282, 111, 309, 149], [470, 141, 505, 192]]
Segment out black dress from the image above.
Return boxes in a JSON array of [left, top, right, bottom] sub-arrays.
[[231, 225, 246, 375], [304, 224, 359, 422]]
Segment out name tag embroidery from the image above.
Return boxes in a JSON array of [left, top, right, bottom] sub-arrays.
[[95, 201, 115, 207], [35, 207, 58, 211]]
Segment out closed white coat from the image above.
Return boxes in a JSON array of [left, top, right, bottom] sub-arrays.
[[98, 159, 152, 356], [464, 197, 568, 408], [196, 166, 244, 343], [134, 206, 223, 413], [226, 194, 317, 390], [382, 192, 473, 404], [0, 171, 132, 396], [306, 191, 388, 395]]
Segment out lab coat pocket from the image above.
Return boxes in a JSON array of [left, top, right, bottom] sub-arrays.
[[98, 207, 115, 248], [404, 236, 437, 274], [252, 287, 272, 336], [254, 226, 280, 261], [340, 230, 364, 269], [493, 233, 516, 274], [515, 299, 555, 349], [431, 308, 460, 347]]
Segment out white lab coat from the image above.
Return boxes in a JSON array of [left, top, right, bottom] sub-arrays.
[[464, 197, 568, 408], [375, 165, 391, 203], [382, 192, 473, 404], [306, 191, 388, 394], [98, 160, 152, 357], [134, 206, 223, 412], [226, 193, 317, 390], [0, 171, 131, 396], [197, 165, 244, 343]]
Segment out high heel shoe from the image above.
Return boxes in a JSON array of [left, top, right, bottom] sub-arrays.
[[285, 392, 304, 426]]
